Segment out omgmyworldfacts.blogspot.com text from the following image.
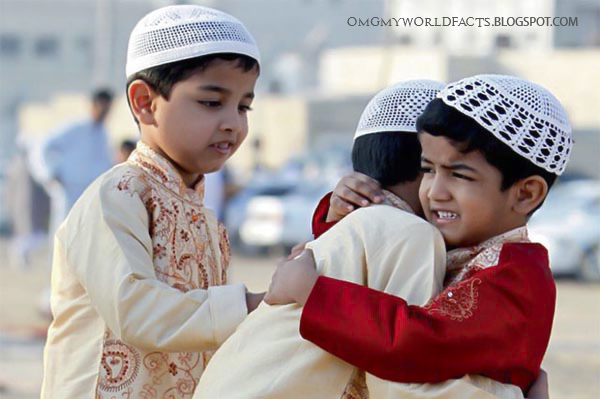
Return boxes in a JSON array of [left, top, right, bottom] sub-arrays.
[[347, 17, 578, 28]]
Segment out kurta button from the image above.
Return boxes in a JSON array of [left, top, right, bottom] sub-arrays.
[[192, 214, 199, 222], [447, 291, 453, 297]]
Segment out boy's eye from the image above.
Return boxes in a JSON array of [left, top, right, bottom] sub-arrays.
[[238, 105, 253, 113], [199, 101, 221, 107], [420, 166, 433, 173], [452, 172, 474, 181]]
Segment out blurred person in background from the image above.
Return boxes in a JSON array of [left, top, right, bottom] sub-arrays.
[[31, 88, 114, 239], [30, 88, 114, 318], [117, 139, 137, 163], [6, 136, 50, 269]]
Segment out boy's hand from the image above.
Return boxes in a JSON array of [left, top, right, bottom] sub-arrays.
[[326, 172, 385, 222], [265, 249, 318, 306], [287, 242, 307, 260], [245, 292, 265, 314], [526, 369, 549, 399]]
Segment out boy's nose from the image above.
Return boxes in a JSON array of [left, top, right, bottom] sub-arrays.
[[427, 175, 452, 202], [220, 108, 243, 133]]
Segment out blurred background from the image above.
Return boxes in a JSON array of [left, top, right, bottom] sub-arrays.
[[0, 0, 598, 398]]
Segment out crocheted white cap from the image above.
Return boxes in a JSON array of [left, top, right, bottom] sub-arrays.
[[126, 5, 260, 78], [437, 74, 572, 175], [354, 79, 446, 140]]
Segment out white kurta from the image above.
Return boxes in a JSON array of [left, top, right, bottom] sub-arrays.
[[41, 141, 248, 399], [195, 192, 447, 398]]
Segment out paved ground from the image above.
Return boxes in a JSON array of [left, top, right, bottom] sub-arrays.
[[0, 241, 599, 398]]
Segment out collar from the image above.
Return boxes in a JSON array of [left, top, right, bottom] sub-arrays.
[[381, 189, 415, 214], [446, 226, 530, 273], [128, 141, 205, 203]]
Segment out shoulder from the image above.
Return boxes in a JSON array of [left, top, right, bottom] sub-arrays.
[[98, 163, 151, 198], [493, 242, 555, 298], [498, 243, 550, 274], [69, 164, 150, 213], [338, 204, 440, 240]]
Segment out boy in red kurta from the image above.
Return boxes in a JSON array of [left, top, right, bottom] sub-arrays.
[[266, 75, 572, 397]]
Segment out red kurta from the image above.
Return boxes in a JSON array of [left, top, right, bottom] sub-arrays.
[[301, 192, 555, 394]]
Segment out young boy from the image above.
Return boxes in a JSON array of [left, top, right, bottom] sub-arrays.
[[194, 80, 523, 398], [266, 74, 571, 398], [41, 5, 263, 398]]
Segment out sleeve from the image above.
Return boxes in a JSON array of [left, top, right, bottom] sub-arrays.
[[63, 176, 248, 352], [299, 245, 554, 393], [30, 133, 65, 183], [311, 191, 337, 239]]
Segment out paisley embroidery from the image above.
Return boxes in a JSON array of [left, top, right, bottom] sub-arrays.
[[99, 142, 229, 398], [341, 369, 369, 399], [425, 278, 483, 321]]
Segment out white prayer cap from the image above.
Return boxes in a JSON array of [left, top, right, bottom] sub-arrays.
[[126, 5, 260, 78], [354, 79, 446, 140], [437, 74, 572, 175]]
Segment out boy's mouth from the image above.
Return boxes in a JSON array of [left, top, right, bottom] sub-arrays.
[[210, 141, 234, 155], [432, 210, 459, 223]]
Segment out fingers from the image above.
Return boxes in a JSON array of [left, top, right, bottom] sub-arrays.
[[335, 172, 384, 206], [330, 194, 357, 217], [335, 185, 371, 208], [287, 242, 307, 260]]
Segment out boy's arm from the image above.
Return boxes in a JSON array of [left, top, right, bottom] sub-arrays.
[[299, 244, 554, 393], [63, 175, 248, 352]]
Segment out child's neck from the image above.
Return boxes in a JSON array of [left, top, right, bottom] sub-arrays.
[[139, 138, 202, 188], [384, 180, 422, 216]]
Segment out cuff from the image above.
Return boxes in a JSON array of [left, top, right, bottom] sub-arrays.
[[208, 283, 248, 345], [312, 192, 337, 239]]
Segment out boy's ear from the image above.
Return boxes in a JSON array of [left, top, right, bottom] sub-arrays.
[[128, 80, 158, 126], [511, 176, 548, 215]]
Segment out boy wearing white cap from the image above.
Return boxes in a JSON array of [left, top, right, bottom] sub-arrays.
[[267, 75, 571, 398], [194, 80, 523, 398], [41, 5, 261, 398]]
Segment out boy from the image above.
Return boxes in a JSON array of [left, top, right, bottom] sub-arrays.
[[194, 80, 521, 398], [41, 5, 263, 398], [266, 74, 571, 397]]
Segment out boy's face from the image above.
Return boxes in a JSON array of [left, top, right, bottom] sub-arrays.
[[143, 59, 258, 185], [418, 132, 520, 248]]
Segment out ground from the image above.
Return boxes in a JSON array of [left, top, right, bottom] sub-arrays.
[[0, 242, 598, 398]]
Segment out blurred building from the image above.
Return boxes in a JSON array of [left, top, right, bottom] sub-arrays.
[[3, 0, 599, 180], [387, 0, 600, 52]]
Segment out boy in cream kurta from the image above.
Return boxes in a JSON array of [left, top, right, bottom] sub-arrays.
[[41, 5, 262, 398], [195, 81, 524, 399]]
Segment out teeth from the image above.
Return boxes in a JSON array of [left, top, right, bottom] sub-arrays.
[[216, 142, 231, 149], [437, 211, 458, 219]]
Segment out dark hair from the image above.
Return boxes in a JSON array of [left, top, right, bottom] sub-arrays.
[[352, 132, 422, 187], [416, 98, 556, 212], [120, 139, 137, 153], [92, 88, 113, 103]]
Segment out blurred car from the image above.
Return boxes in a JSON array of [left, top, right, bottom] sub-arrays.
[[225, 147, 351, 253], [528, 179, 600, 280]]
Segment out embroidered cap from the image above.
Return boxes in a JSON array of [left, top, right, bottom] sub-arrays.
[[437, 74, 572, 175], [354, 79, 446, 140], [126, 5, 260, 78]]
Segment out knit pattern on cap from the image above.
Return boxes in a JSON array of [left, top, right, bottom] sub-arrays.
[[437, 74, 572, 175], [355, 79, 446, 139], [126, 5, 260, 78]]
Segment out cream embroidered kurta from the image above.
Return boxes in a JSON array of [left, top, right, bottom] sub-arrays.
[[41, 142, 248, 399], [194, 191, 447, 399]]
